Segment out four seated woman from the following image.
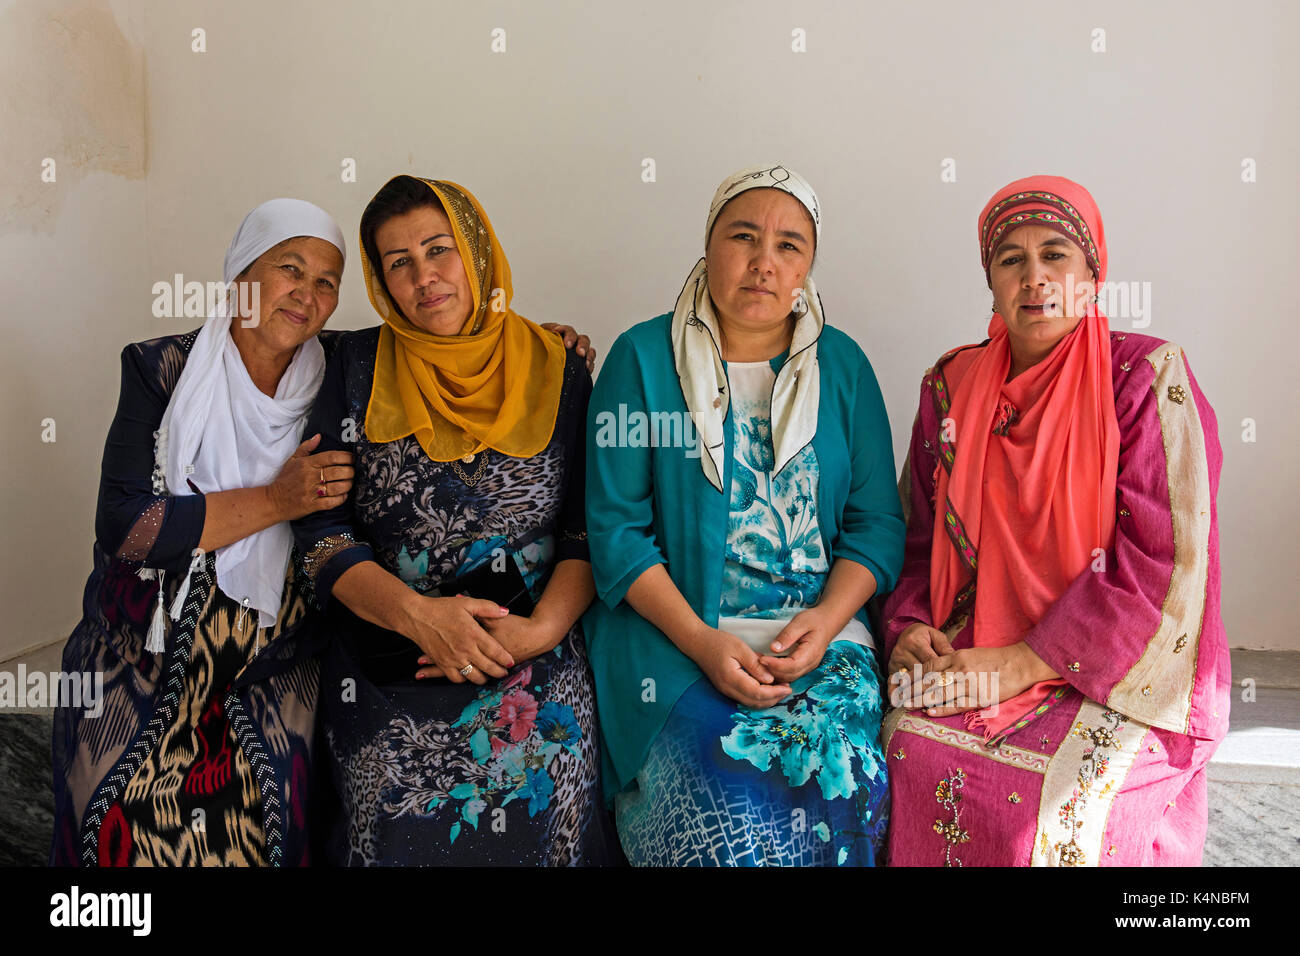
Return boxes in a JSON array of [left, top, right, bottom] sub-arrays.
[[56, 169, 1230, 868]]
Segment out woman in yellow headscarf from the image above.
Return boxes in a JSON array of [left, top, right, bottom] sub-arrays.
[[292, 175, 619, 865]]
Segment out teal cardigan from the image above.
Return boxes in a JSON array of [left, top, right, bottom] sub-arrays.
[[583, 313, 905, 799]]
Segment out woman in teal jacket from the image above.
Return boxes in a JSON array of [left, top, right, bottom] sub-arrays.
[[585, 165, 905, 866]]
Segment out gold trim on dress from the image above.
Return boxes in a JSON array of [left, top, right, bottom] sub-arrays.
[[1107, 343, 1211, 732]]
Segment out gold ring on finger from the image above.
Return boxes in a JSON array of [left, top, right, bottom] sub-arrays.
[[459, 663, 474, 678]]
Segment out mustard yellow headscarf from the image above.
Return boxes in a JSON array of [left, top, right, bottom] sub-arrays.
[[360, 177, 566, 462]]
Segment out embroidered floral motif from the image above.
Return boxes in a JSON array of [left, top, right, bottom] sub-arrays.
[[1052, 708, 1129, 866], [1167, 385, 1187, 405], [932, 768, 970, 867]]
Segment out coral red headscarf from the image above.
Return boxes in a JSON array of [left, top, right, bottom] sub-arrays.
[[929, 176, 1121, 740]]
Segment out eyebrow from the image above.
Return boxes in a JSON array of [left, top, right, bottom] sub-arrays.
[[381, 234, 453, 259], [724, 220, 809, 243], [995, 236, 1073, 254], [279, 251, 340, 282]]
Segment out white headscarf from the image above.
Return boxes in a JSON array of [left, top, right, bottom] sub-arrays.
[[671, 164, 824, 492], [154, 199, 346, 636]]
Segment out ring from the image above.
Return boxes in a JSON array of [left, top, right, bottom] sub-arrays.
[[320, 467, 326, 486], [940, 672, 955, 687], [459, 663, 474, 678]]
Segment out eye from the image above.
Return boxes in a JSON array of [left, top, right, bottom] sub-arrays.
[[730, 232, 754, 242], [387, 256, 409, 271], [998, 254, 1022, 266], [1044, 251, 1066, 260], [427, 245, 452, 257], [280, 264, 301, 276], [780, 241, 800, 252], [318, 278, 336, 292]]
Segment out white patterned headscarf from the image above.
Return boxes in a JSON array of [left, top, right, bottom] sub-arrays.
[[671, 164, 824, 492], [149, 199, 345, 645]]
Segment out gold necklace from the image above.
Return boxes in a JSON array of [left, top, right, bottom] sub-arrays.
[[450, 451, 487, 486]]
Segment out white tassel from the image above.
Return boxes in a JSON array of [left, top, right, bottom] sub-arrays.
[[137, 567, 156, 581], [145, 569, 167, 654], [169, 549, 205, 620], [235, 596, 251, 632]]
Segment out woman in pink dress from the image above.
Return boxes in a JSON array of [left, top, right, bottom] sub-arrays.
[[881, 175, 1230, 867]]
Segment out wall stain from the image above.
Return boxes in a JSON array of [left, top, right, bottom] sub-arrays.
[[0, 0, 146, 233]]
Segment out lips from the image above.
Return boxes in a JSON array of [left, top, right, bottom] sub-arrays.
[[420, 293, 451, 308], [280, 308, 309, 324], [741, 287, 774, 296]]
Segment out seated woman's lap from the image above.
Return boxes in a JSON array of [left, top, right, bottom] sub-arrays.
[[317, 625, 612, 866], [617, 640, 890, 867], [882, 689, 1210, 866]]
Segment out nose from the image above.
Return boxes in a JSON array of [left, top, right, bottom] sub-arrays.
[[288, 273, 316, 310], [1021, 255, 1050, 290], [416, 257, 441, 290], [748, 240, 777, 276]]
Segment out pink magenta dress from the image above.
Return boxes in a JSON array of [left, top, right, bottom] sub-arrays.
[[881, 331, 1230, 867]]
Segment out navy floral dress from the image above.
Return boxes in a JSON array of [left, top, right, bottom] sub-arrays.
[[293, 326, 619, 866]]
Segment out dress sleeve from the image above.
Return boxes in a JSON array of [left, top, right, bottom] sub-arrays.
[[1022, 344, 1222, 734], [585, 334, 665, 609], [95, 344, 206, 572], [832, 353, 906, 595], [556, 358, 593, 563], [881, 373, 941, 660], [290, 338, 375, 608]]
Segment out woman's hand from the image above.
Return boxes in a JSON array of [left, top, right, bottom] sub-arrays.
[[689, 625, 792, 709], [414, 612, 556, 679], [540, 323, 597, 373], [268, 433, 355, 519], [757, 607, 837, 684], [887, 622, 953, 695], [398, 594, 516, 686], [903, 642, 1060, 717]]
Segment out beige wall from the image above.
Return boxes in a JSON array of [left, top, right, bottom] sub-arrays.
[[3, 0, 1296, 658]]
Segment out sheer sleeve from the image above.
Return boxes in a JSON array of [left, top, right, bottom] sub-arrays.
[[95, 344, 206, 571]]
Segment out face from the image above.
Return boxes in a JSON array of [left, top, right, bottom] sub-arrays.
[[374, 205, 474, 335], [234, 236, 342, 354], [988, 224, 1096, 354], [704, 188, 815, 334]]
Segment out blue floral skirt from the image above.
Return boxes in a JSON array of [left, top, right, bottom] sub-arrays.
[[615, 641, 890, 866]]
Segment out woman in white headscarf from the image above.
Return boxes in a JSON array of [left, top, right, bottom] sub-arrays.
[[584, 165, 906, 866], [51, 199, 356, 866]]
